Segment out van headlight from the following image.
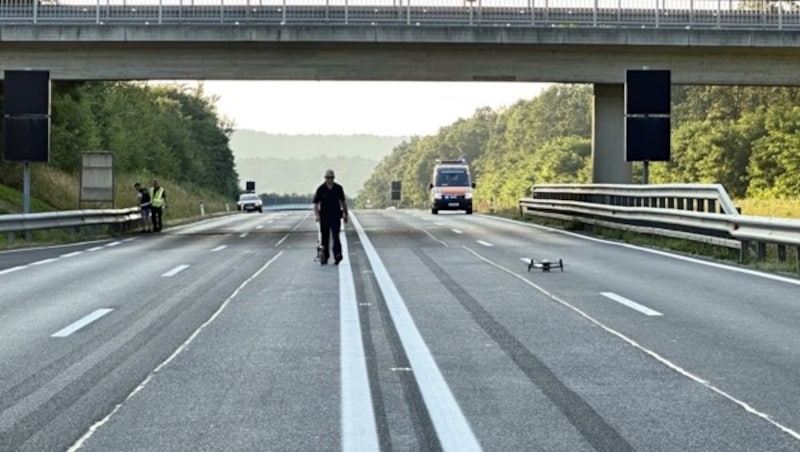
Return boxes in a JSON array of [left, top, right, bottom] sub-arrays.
[[465, 192, 473, 199]]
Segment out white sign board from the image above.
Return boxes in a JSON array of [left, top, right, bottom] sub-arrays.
[[80, 152, 114, 202]]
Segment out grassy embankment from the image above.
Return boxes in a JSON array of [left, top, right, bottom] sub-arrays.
[[0, 164, 235, 249], [495, 198, 800, 275]]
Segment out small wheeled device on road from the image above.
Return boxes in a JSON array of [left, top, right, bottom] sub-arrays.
[[522, 257, 564, 272]]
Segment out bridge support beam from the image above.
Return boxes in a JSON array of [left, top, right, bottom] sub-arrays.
[[592, 84, 632, 183]]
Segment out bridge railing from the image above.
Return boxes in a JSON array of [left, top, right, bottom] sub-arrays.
[[519, 183, 800, 269], [3, 0, 800, 29]]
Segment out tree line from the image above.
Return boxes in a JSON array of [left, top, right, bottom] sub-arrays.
[[357, 84, 800, 211], [0, 81, 239, 200]]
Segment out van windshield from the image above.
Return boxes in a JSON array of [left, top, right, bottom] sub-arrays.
[[436, 169, 470, 187]]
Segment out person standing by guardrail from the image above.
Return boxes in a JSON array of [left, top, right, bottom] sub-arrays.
[[133, 182, 152, 233], [151, 179, 167, 232]]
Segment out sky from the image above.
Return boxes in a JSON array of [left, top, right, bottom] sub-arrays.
[[195, 81, 550, 137]]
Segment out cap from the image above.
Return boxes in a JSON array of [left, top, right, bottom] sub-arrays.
[[324, 169, 335, 178]]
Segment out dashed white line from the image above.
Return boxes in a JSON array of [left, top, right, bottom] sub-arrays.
[[239, 232, 249, 238], [210, 245, 227, 252], [161, 264, 190, 277], [30, 258, 58, 266], [51, 309, 113, 338], [61, 251, 83, 258], [106, 241, 122, 247], [451, 229, 463, 234], [600, 292, 663, 316], [476, 240, 494, 247], [87, 246, 104, 252], [256, 225, 264, 229]]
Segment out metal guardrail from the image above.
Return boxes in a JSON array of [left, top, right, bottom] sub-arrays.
[[519, 183, 800, 267], [1, 207, 141, 245], [2, 0, 800, 29]]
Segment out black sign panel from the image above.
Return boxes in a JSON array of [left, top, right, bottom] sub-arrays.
[[246, 181, 255, 192], [625, 116, 670, 162], [625, 69, 671, 115], [391, 181, 401, 201], [3, 116, 50, 162], [4, 70, 51, 116]]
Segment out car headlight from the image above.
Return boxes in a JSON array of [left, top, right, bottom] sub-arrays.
[[465, 192, 473, 199]]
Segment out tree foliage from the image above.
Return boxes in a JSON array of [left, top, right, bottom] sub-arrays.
[[0, 81, 239, 199], [359, 83, 800, 211]]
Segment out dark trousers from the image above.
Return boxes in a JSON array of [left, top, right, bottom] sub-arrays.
[[151, 206, 163, 232], [319, 216, 342, 262]]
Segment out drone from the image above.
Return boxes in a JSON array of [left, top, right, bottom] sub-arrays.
[[521, 257, 564, 272]]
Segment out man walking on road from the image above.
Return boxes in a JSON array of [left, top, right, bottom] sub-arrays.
[[313, 169, 348, 265], [134, 182, 152, 233]]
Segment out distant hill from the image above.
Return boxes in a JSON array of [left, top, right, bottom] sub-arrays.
[[229, 130, 408, 160], [229, 130, 409, 194]]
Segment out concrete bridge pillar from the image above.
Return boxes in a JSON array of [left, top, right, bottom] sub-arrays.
[[592, 84, 632, 183]]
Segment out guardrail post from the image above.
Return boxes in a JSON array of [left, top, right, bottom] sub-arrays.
[[740, 240, 750, 262], [756, 242, 766, 260], [200, 202, 206, 216]]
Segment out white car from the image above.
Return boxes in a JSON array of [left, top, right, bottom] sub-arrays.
[[237, 193, 263, 213]]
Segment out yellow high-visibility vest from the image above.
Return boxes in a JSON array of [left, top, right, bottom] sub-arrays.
[[152, 187, 165, 208]]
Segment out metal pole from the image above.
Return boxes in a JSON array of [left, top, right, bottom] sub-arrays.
[[23, 161, 32, 242], [642, 160, 649, 184]]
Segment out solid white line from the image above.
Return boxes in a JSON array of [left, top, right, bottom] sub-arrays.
[[161, 264, 190, 277], [600, 292, 663, 317], [476, 240, 493, 247], [210, 245, 227, 252], [464, 245, 800, 442], [0, 265, 27, 275], [67, 252, 283, 451], [351, 214, 481, 451], [61, 251, 83, 258], [339, 226, 380, 452], [275, 234, 290, 247], [451, 229, 463, 234], [30, 258, 58, 266], [51, 309, 113, 338]]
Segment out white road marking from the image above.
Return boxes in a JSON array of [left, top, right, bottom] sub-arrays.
[[490, 215, 800, 288], [451, 229, 463, 234], [434, 222, 445, 227], [30, 258, 58, 266], [256, 225, 264, 229], [105, 241, 122, 247], [275, 234, 290, 247], [351, 214, 481, 451], [600, 292, 663, 316], [239, 232, 249, 238], [0, 265, 27, 275], [87, 246, 104, 252], [210, 245, 227, 252], [51, 309, 113, 338], [476, 240, 493, 247], [339, 227, 380, 452], [67, 253, 284, 451], [161, 264, 190, 277], [61, 251, 83, 258], [465, 245, 800, 442]]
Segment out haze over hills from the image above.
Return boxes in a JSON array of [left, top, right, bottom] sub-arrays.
[[229, 130, 407, 195]]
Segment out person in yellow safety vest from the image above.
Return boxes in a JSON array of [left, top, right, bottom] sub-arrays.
[[150, 179, 167, 232]]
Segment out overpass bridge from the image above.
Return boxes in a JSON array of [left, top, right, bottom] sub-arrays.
[[2, 0, 799, 182]]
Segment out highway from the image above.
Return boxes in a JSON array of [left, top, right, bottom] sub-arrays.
[[0, 209, 799, 451]]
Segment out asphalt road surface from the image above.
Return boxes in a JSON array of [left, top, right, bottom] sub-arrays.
[[1, 209, 799, 451]]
